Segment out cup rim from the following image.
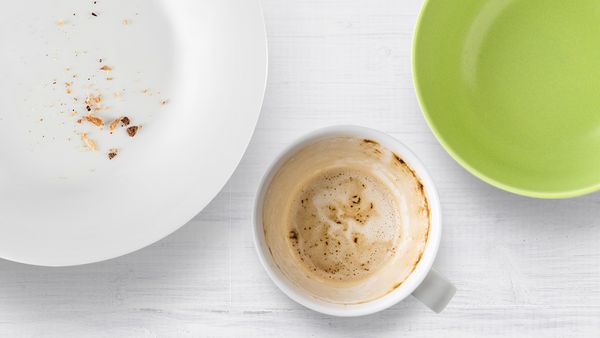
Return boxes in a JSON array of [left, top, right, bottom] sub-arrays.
[[252, 125, 442, 317]]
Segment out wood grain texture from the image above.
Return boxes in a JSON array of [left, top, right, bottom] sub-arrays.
[[2, 0, 600, 336]]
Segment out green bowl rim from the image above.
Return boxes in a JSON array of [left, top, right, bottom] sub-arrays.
[[411, 0, 600, 199]]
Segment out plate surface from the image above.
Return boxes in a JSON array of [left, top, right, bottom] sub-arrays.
[[413, 0, 600, 198], [0, 0, 267, 266]]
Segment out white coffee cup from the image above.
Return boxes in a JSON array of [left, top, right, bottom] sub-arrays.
[[253, 125, 455, 316]]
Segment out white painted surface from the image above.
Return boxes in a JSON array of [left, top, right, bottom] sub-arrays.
[[1, 0, 599, 336]]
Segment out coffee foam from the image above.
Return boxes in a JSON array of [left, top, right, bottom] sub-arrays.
[[288, 167, 401, 282], [261, 137, 430, 304]]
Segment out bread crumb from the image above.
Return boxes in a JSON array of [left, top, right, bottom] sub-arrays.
[[84, 94, 102, 112], [108, 118, 121, 132], [126, 126, 138, 137], [81, 133, 97, 151], [121, 116, 130, 126], [108, 149, 118, 160], [57, 19, 65, 28], [100, 65, 112, 71], [84, 115, 104, 127]]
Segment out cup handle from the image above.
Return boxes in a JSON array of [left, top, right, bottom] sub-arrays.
[[411, 268, 456, 313]]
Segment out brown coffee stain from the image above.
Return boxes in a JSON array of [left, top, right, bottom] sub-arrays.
[[389, 152, 432, 293], [392, 153, 406, 166], [362, 139, 379, 146], [391, 152, 431, 237], [361, 139, 383, 156]]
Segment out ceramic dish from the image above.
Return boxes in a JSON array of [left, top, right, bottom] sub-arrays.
[[0, 0, 267, 266], [253, 126, 455, 316], [413, 0, 600, 198]]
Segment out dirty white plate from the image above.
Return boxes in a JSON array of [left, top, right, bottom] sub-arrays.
[[0, 0, 267, 266]]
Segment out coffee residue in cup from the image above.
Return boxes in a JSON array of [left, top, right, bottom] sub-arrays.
[[288, 167, 400, 282]]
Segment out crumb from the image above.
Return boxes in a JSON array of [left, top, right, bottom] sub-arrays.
[[98, 58, 103, 63], [57, 19, 65, 28], [160, 99, 169, 106], [76, 119, 83, 124], [121, 116, 130, 126], [81, 133, 97, 151], [108, 118, 121, 132], [70, 110, 77, 116], [106, 77, 113, 81], [84, 115, 104, 127], [100, 65, 112, 71], [123, 19, 129, 25], [84, 94, 102, 112], [126, 125, 138, 137], [91, 12, 98, 17], [108, 149, 118, 160], [142, 88, 151, 96], [65, 82, 72, 94]]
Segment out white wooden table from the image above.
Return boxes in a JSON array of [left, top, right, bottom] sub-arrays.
[[2, 1, 600, 336]]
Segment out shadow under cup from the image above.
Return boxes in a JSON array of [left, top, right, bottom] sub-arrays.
[[254, 127, 448, 315]]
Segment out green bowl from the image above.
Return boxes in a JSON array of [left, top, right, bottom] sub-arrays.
[[413, 0, 600, 198]]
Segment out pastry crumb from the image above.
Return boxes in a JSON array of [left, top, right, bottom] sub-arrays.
[[108, 118, 121, 132], [126, 125, 138, 137], [84, 114, 104, 127], [100, 65, 112, 71], [84, 94, 102, 112], [121, 116, 130, 126], [108, 149, 119, 160], [81, 133, 97, 151]]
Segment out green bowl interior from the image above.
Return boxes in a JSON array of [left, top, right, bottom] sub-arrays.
[[414, 0, 600, 198]]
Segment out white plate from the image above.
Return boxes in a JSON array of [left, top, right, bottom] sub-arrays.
[[0, 0, 267, 266]]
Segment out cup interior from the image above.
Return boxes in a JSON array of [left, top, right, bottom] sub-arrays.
[[253, 126, 441, 316]]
